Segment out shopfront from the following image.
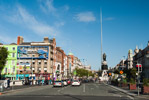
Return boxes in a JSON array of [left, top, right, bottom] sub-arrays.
[[16, 74, 29, 80]]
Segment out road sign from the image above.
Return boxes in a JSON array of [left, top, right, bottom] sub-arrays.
[[120, 70, 123, 74]]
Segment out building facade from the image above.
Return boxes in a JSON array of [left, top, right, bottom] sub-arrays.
[[0, 44, 18, 80], [17, 36, 54, 80], [133, 42, 149, 78]]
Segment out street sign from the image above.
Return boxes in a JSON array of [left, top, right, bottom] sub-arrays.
[[120, 70, 123, 74]]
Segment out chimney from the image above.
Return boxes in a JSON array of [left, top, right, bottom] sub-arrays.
[[44, 37, 49, 43], [17, 36, 24, 45]]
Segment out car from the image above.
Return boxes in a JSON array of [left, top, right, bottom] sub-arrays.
[[71, 80, 81, 86], [53, 80, 64, 87]]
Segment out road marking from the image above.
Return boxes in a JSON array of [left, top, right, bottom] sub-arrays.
[[83, 84, 85, 92], [57, 89, 61, 92], [90, 88, 94, 90], [127, 96, 134, 100], [94, 84, 98, 88]]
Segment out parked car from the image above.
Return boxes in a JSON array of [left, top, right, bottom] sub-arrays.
[[53, 80, 64, 87], [62, 80, 68, 86], [71, 80, 81, 86]]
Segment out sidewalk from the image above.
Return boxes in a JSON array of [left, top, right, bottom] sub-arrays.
[[0, 84, 52, 94], [106, 83, 149, 99]]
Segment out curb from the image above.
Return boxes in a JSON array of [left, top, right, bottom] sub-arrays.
[[104, 83, 136, 97], [105, 83, 149, 99]]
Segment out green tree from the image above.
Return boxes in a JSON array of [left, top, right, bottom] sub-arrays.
[[0, 47, 8, 79], [75, 68, 93, 77]]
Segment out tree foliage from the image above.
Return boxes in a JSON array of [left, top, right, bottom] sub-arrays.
[[124, 68, 136, 82], [0, 47, 8, 71], [75, 68, 94, 77]]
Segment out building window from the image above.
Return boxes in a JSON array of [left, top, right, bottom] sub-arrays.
[[44, 62, 47, 65], [5, 61, 8, 65], [38, 62, 41, 65], [12, 60, 15, 65], [12, 47, 15, 51], [32, 62, 35, 64], [12, 53, 15, 57], [13, 66, 15, 73], [5, 68, 7, 73]]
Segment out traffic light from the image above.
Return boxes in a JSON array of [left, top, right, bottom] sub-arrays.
[[136, 64, 142, 72]]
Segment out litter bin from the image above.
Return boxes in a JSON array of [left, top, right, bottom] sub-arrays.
[[0, 83, 3, 92]]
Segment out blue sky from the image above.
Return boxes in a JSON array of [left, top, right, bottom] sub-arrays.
[[0, 0, 149, 70]]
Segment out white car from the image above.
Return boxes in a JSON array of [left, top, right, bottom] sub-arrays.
[[71, 80, 81, 86], [53, 81, 64, 87]]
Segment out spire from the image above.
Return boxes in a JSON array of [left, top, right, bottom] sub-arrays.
[[134, 45, 139, 55]]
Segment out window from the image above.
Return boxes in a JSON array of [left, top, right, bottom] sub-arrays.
[[38, 62, 41, 65], [5, 61, 8, 65], [44, 62, 47, 65], [12, 60, 15, 65], [13, 66, 15, 73], [32, 62, 35, 64], [12, 53, 15, 57], [12, 47, 15, 51], [5, 68, 7, 73]]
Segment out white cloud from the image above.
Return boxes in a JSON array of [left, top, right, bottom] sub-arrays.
[[75, 12, 96, 22], [104, 17, 115, 21], [39, 0, 57, 16], [9, 5, 58, 36]]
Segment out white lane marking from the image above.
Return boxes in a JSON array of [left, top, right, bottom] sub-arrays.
[[127, 96, 134, 100], [94, 84, 98, 88], [57, 89, 61, 92], [83, 84, 85, 92]]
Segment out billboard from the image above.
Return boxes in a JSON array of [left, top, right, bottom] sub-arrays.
[[17, 46, 49, 59]]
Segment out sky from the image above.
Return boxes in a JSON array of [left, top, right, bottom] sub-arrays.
[[0, 0, 149, 70]]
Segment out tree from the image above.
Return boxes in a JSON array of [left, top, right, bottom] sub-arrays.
[[75, 68, 93, 77], [0, 47, 8, 79]]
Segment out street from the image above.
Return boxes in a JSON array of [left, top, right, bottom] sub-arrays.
[[0, 83, 147, 100]]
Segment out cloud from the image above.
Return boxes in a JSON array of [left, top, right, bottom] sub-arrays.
[[104, 17, 115, 21], [75, 12, 96, 22], [9, 5, 58, 36], [39, 0, 57, 16]]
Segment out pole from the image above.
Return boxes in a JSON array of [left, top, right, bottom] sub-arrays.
[[137, 64, 140, 96], [100, 8, 103, 70], [31, 46, 33, 85]]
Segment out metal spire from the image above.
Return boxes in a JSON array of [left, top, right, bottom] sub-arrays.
[[100, 8, 103, 70]]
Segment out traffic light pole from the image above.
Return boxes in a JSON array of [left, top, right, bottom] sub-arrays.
[[137, 64, 139, 96]]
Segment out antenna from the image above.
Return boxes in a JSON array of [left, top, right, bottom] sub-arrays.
[[100, 8, 103, 70]]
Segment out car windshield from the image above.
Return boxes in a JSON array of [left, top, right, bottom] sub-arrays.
[[0, 0, 148, 100]]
